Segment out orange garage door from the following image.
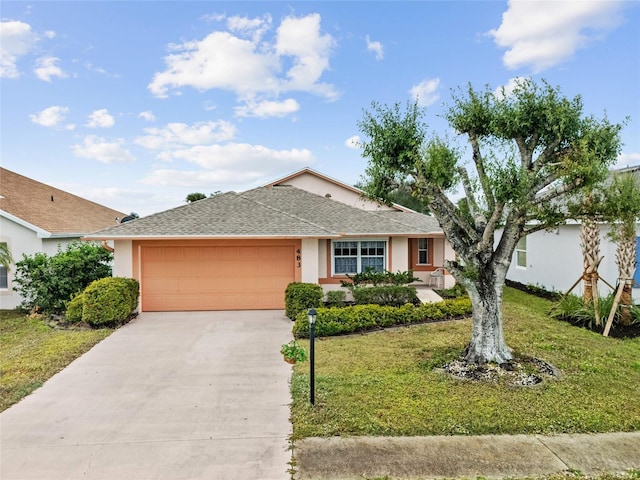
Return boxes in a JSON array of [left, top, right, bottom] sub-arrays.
[[140, 244, 296, 311]]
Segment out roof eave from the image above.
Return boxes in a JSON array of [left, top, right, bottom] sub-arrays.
[[82, 234, 342, 241]]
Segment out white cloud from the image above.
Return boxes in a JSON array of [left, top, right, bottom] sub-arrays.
[[0, 20, 38, 78], [148, 13, 337, 113], [148, 31, 278, 98], [72, 135, 135, 163], [155, 142, 313, 173], [140, 168, 266, 188], [29, 105, 69, 127], [409, 78, 440, 107], [345, 135, 361, 150], [86, 109, 115, 128], [489, 0, 624, 72], [614, 152, 640, 170], [227, 14, 272, 42], [135, 120, 237, 150], [235, 98, 300, 118], [366, 35, 384, 61], [139, 111, 156, 122], [275, 13, 337, 99], [494, 76, 528, 99], [34, 56, 68, 82]]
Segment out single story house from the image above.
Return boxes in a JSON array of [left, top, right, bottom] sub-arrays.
[[0, 167, 126, 309], [505, 165, 640, 302], [85, 168, 455, 312]]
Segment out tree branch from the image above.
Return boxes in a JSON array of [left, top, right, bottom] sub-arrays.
[[469, 131, 495, 211], [532, 138, 564, 173], [477, 201, 505, 252], [457, 166, 485, 228], [531, 178, 582, 206]]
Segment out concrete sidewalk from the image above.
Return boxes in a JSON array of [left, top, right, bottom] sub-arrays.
[[294, 432, 640, 479]]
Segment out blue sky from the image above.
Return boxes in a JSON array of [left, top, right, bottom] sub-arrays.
[[2, 1, 639, 216]]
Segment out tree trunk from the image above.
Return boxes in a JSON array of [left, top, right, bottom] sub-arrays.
[[616, 236, 636, 326], [581, 218, 600, 305], [463, 265, 512, 365]]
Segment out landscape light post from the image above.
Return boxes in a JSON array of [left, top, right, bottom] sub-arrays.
[[307, 308, 317, 406]]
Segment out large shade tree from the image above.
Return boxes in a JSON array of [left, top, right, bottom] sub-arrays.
[[358, 79, 623, 364]]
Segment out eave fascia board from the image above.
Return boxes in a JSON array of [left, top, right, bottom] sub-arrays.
[[81, 234, 342, 241]]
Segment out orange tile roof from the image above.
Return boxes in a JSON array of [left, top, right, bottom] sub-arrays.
[[0, 168, 126, 235]]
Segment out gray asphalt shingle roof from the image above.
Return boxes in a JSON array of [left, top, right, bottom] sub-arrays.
[[85, 186, 442, 239]]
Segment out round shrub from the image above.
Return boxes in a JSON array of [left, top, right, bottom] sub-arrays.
[[65, 293, 85, 323], [285, 282, 323, 320], [83, 277, 140, 327]]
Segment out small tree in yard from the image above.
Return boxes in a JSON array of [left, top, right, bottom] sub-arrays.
[[13, 241, 113, 315], [358, 78, 623, 364], [603, 171, 640, 325]]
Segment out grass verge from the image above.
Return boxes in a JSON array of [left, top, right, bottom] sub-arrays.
[[290, 287, 640, 439], [0, 310, 113, 411]]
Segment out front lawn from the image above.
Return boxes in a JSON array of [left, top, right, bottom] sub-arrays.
[[290, 287, 640, 439], [0, 310, 113, 411]]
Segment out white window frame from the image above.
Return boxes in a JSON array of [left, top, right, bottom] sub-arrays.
[[417, 238, 429, 265], [0, 242, 8, 290], [515, 236, 527, 269], [332, 239, 387, 276]]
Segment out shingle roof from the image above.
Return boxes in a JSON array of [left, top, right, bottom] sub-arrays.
[[0, 168, 126, 235], [86, 185, 442, 239]]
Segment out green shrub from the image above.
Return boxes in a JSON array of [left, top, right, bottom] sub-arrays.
[[13, 241, 113, 315], [325, 289, 347, 308], [82, 277, 140, 327], [65, 293, 85, 323], [293, 297, 472, 338], [351, 285, 419, 307], [285, 282, 323, 320], [550, 293, 640, 332], [435, 283, 468, 299], [341, 268, 420, 287]]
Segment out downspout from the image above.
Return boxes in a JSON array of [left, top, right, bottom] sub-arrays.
[[101, 241, 115, 253]]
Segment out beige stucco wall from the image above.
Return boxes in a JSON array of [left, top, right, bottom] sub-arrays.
[[113, 240, 133, 278], [301, 238, 319, 283], [280, 172, 395, 211], [390, 237, 409, 272], [318, 239, 328, 278]]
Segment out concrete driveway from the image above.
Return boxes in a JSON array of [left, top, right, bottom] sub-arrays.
[[1, 311, 294, 480]]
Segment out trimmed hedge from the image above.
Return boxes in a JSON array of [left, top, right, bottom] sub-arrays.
[[351, 285, 419, 307], [292, 297, 472, 338], [82, 277, 140, 327], [285, 282, 324, 320]]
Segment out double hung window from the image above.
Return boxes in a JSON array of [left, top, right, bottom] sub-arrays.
[[515, 236, 527, 268], [333, 240, 386, 275], [418, 238, 429, 265]]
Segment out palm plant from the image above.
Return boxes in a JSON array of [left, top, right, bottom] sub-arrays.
[[0, 243, 13, 270], [604, 171, 640, 325]]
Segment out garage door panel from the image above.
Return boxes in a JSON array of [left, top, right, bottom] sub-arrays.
[[141, 244, 296, 311]]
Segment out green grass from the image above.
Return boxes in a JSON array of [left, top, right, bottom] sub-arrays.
[[290, 287, 640, 439], [0, 310, 113, 411]]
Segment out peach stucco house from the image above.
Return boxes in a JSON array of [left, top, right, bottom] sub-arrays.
[[85, 168, 455, 312], [0, 167, 126, 309]]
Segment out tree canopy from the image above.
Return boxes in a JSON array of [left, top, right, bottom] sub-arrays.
[[358, 78, 623, 364]]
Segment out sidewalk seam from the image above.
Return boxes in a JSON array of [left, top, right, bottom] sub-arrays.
[[535, 435, 571, 472]]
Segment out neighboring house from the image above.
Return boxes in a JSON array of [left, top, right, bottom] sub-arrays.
[[85, 168, 455, 312], [0, 168, 126, 309], [505, 165, 640, 303]]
